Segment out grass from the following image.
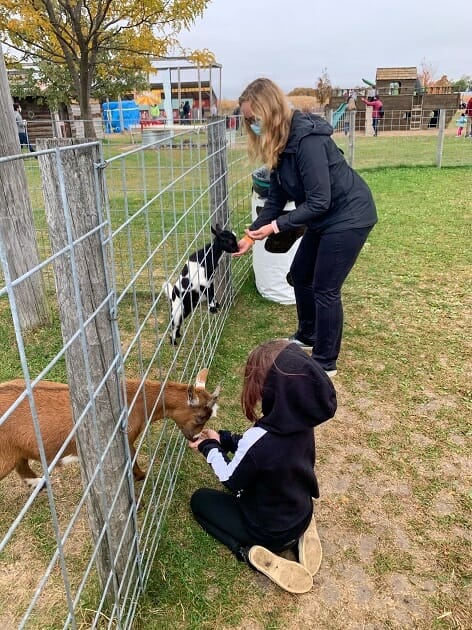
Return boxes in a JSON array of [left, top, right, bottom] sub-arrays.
[[131, 165, 471, 630], [1, 146, 471, 627]]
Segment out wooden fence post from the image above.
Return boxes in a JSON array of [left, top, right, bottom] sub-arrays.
[[207, 119, 232, 303], [37, 138, 138, 599], [0, 48, 49, 330]]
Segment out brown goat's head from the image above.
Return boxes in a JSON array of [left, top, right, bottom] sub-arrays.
[[171, 369, 220, 440]]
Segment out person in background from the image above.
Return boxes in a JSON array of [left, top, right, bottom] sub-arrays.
[[183, 100, 191, 123], [465, 96, 472, 137], [233, 105, 241, 129], [234, 78, 378, 377], [13, 103, 35, 152], [361, 94, 383, 136], [149, 104, 160, 120], [455, 111, 467, 136], [189, 339, 337, 593]]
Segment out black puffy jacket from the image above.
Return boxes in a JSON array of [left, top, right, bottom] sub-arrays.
[[250, 111, 378, 233]]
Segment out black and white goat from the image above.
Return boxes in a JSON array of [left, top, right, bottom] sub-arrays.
[[163, 225, 239, 345]]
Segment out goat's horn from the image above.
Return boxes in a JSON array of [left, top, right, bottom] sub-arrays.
[[194, 368, 209, 388], [209, 385, 221, 402]]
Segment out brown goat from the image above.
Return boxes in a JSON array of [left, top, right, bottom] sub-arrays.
[[0, 369, 219, 488]]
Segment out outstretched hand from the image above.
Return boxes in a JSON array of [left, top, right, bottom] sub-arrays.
[[232, 224, 275, 258], [247, 224, 274, 240], [232, 236, 252, 257], [188, 428, 220, 450]]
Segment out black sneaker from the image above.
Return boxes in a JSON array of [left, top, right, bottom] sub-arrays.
[[287, 334, 314, 349]]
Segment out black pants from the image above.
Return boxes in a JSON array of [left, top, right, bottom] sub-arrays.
[[190, 488, 308, 559], [290, 226, 373, 371], [18, 132, 34, 152]]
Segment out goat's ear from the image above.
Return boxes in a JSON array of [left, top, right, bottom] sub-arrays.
[[187, 385, 200, 407], [195, 368, 209, 388], [208, 384, 221, 405]]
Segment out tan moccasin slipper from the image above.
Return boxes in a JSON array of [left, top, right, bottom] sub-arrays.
[[298, 515, 322, 576], [248, 545, 313, 594]]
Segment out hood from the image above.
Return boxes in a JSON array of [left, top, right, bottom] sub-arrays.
[[284, 110, 333, 154], [256, 344, 337, 435]]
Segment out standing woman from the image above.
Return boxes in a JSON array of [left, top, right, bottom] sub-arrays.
[[361, 94, 384, 136], [234, 78, 378, 377]]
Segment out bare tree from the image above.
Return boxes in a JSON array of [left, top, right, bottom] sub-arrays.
[[419, 59, 438, 88], [315, 68, 332, 106]]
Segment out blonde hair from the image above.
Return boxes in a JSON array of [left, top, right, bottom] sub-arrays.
[[239, 78, 293, 170]]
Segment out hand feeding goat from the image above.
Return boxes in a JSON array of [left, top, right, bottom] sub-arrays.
[[163, 224, 239, 345], [0, 369, 219, 489]]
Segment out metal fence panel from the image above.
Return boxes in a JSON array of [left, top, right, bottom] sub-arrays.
[[0, 119, 252, 629]]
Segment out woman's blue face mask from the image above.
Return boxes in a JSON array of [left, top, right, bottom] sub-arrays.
[[250, 121, 262, 135]]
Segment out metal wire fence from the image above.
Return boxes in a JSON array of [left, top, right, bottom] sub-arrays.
[[0, 119, 252, 629], [328, 107, 472, 168]]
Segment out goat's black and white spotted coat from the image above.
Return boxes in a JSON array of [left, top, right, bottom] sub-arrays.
[[163, 225, 239, 344]]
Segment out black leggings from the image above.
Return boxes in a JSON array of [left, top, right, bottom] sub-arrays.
[[190, 488, 308, 559], [290, 226, 373, 371]]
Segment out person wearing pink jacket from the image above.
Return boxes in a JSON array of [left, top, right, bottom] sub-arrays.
[[361, 95, 383, 136]]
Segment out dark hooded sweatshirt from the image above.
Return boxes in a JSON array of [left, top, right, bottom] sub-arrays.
[[250, 111, 378, 233], [198, 344, 337, 544]]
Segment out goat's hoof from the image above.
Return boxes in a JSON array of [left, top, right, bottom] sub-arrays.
[[24, 477, 46, 492]]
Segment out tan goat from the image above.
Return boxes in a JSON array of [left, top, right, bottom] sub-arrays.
[[0, 369, 219, 488]]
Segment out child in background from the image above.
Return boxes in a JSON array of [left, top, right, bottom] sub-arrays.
[[188, 339, 337, 593], [456, 112, 467, 136]]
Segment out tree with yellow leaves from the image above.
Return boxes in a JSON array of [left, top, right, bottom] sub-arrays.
[[0, 0, 211, 136]]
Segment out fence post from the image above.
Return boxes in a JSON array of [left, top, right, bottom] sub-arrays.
[[436, 109, 446, 168], [37, 138, 138, 601], [347, 110, 356, 167], [0, 48, 50, 330], [207, 119, 232, 304]]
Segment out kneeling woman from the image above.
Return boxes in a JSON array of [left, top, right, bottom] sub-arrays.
[[188, 339, 337, 593]]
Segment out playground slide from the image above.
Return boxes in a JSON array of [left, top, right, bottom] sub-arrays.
[[331, 101, 347, 130]]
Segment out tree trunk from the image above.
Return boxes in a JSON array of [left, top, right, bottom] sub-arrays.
[[0, 48, 50, 330], [79, 57, 96, 138]]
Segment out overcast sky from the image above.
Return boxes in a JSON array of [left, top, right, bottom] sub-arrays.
[[177, 0, 471, 99]]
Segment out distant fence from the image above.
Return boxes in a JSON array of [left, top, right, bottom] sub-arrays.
[[0, 119, 252, 629], [24, 107, 471, 171], [327, 108, 472, 168]]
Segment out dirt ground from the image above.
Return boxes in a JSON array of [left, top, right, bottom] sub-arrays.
[[224, 376, 471, 630]]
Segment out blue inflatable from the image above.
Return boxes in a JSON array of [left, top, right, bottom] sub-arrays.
[[102, 100, 140, 133]]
